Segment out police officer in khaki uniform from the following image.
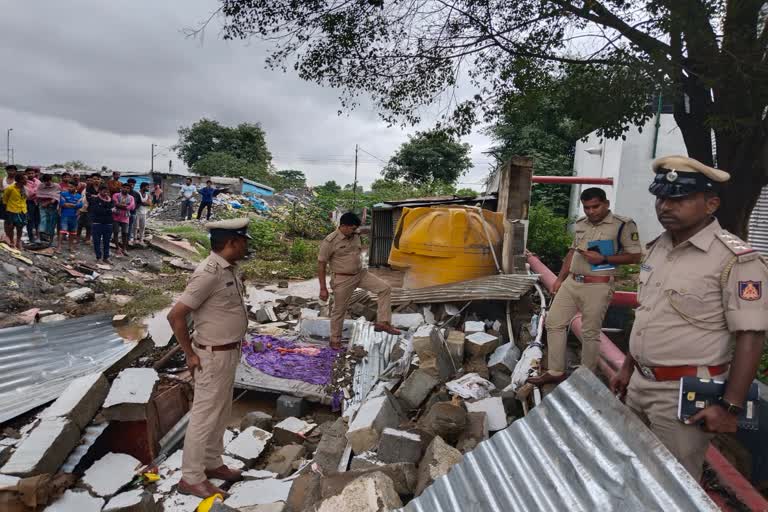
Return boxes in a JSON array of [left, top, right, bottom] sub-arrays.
[[167, 218, 251, 498], [611, 156, 768, 479], [318, 212, 400, 349], [529, 188, 642, 386]]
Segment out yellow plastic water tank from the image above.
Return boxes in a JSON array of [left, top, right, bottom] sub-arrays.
[[388, 206, 503, 289]]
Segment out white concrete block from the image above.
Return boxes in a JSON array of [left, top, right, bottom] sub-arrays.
[[102, 368, 159, 421], [465, 397, 507, 431], [0, 474, 20, 488], [163, 491, 202, 512], [488, 342, 521, 372], [316, 472, 402, 512], [225, 427, 273, 463], [1, 418, 80, 476], [222, 454, 246, 470], [81, 452, 141, 497], [66, 287, 95, 303], [391, 313, 425, 330], [103, 489, 150, 511], [273, 417, 316, 444], [464, 321, 485, 334], [156, 471, 182, 494], [224, 479, 292, 508], [39, 373, 109, 430], [223, 429, 236, 447], [346, 395, 400, 454], [159, 449, 183, 477], [299, 317, 354, 338], [45, 489, 104, 512], [300, 308, 319, 319], [465, 331, 499, 356]]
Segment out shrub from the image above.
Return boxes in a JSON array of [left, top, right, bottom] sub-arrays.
[[289, 238, 312, 263], [527, 204, 572, 270]]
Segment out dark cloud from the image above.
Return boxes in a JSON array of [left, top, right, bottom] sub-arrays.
[[0, 0, 493, 187]]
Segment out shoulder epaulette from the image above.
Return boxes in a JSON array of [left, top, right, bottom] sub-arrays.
[[714, 230, 758, 261], [645, 235, 660, 249], [323, 231, 338, 243], [575, 216, 587, 224], [204, 259, 218, 274], [613, 214, 636, 225]]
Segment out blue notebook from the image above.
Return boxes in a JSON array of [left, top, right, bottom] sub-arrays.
[[586, 239, 616, 271]]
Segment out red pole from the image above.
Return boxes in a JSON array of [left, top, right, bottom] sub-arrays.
[[532, 176, 614, 185], [526, 253, 768, 511]]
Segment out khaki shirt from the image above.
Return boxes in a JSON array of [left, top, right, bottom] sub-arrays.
[[318, 229, 363, 275], [178, 251, 248, 346], [630, 219, 768, 367], [570, 212, 642, 276]]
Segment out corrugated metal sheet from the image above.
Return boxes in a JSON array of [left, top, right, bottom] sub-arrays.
[[748, 185, 768, 255], [405, 368, 718, 512], [389, 274, 538, 304], [0, 314, 137, 423], [347, 320, 403, 407]]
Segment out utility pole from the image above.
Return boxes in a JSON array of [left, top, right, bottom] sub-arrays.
[[353, 143, 358, 209], [6, 128, 12, 164], [151, 143, 156, 173], [10, 148, 14, 164], [168, 160, 172, 173]]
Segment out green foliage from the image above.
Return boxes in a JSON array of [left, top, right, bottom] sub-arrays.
[[248, 218, 282, 248], [192, 151, 272, 183], [316, 180, 341, 194], [383, 129, 472, 185], [176, 118, 272, 174], [273, 169, 307, 191], [289, 238, 311, 263], [527, 204, 572, 270], [454, 188, 477, 198]]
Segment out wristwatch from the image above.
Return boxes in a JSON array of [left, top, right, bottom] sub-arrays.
[[718, 398, 744, 416]]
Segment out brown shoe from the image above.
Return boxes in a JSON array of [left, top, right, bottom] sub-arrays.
[[177, 479, 227, 499], [527, 372, 568, 386], [374, 322, 401, 335], [205, 465, 242, 482]]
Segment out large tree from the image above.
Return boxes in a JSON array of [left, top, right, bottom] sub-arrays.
[[176, 118, 272, 175], [210, 1, 768, 237], [383, 129, 472, 185], [192, 151, 270, 182]]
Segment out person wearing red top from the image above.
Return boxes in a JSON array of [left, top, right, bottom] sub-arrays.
[[24, 167, 41, 243], [111, 182, 135, 257]]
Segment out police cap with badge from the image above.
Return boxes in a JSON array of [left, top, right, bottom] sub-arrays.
[[649, 155, 730, 198], [205, 218, 253, 239]]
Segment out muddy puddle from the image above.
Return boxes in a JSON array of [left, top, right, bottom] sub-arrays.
[[116, 306, 173, 347]]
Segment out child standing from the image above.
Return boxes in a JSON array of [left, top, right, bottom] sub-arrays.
[[58, 182, 83, 256]]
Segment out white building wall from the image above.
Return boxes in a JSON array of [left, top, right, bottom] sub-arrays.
[[570, 114, 687, 245]]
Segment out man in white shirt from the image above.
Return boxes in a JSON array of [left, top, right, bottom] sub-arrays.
[[180, 178, 197, 220]]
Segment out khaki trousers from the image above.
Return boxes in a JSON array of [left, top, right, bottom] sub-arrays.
[[544, 276, 613, 372], [625, 373, 713, 480], [181, 344, 240, 484], [330, 270, 391, 342]]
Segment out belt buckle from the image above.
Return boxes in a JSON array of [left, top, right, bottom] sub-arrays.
[[638, 364, 657, 381], [574, 275, 585, 283]]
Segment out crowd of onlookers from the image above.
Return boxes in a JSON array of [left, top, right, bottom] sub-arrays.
[[1, 165, 164, 264]]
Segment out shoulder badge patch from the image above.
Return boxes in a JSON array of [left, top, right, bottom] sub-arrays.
[[738, 281, 762, 301], [631, 232, 639, 241]]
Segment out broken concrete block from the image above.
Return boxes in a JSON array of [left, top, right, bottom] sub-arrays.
[[445, 329, 465, 364], [466, 396, 507, 431], [395, 369, 439, 410], [0, 473, 20, 488], [208, 501, 239, 512], [241, 411, 274, 432], [422, 305, 436, 325], [490, 368, 512, 390], [103, 489, 156, 512], [265, 444, 306, 478], [465, 331, 500, 357], [224, 479, 293, 508], [272, 417, 316, 445], [237, 504, 285, 512], [40, 313, 68, 323], [255, 305, 278, 323], [488, 342, 521, 372], [412, 325, 454, 381], [45, 489, 105, 512], [390, 313, 425, 330], [222, 454, 246, 471], [418, 402, 467, 445], [415, 436, 463, 496], [457, 412, 489, 453], [299, 317, 354, 338], [162, 492, 203, 512], [321, 463, 417, 497], [317, 472, 402, 512], [286, 473, 323, 512], [66, 287, 95, 303], [101, 368, 159, 422], [350, 451, 386, 471], [39, 373, 109, 430], [377, 428, 423, 465], [463, 321, 485, 334], [300, 308, 319, 319], [225, 427, 273, 464], [312, 417, 349, 473], [1, 418, 80, 476], [276, 395, 306, 419], [243, 469, 278, 480], [346, 394, 401, 454], [149, 236, 200, 261], [82, 452, 142, 497], [112, 314, 129, 326]]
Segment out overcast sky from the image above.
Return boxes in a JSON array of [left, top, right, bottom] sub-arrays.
[[0, 0, 496, 190]]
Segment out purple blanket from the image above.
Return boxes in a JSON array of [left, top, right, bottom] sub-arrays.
[[242, 335, 341, 386]]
